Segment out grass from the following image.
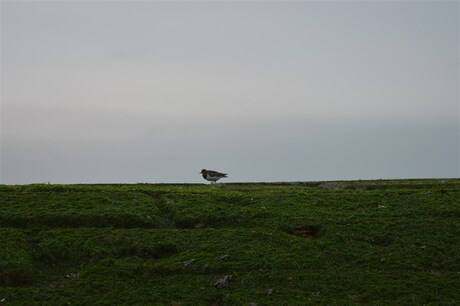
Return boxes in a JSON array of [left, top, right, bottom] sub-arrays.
[[0, 179, 459, 305]]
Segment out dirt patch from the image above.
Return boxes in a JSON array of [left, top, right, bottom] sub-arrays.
[[286, 225, 321, 239], [164, 198, 175, 205], [194, 220, 207, 229]]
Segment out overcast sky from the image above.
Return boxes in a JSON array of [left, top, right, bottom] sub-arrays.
[[1, 1, 459, 184]]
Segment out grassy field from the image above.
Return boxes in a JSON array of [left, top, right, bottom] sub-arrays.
[[0, 179, 459, 305]]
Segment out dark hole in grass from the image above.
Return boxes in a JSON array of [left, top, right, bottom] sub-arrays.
[[372, 235, 394, 247], [145, 243, 178, 259], [285, 225, 321, 239]]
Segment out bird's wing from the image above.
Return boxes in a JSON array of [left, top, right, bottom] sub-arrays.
[[207, 170, 227, 177]]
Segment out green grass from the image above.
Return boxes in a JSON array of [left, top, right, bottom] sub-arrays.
[[0, 179, 459, 305], [0, 229, 33, 286]]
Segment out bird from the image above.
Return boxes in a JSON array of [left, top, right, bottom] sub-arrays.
[[200, 169, 227, 184]]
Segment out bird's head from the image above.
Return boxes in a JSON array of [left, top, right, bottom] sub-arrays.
[[200, 169, 207, 174]]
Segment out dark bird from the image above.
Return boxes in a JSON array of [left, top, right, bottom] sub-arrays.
[[200, 169, 227, 184]]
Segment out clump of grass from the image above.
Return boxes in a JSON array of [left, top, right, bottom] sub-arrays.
[[35, 229, 178, 265], [0, 191, 166, 228]]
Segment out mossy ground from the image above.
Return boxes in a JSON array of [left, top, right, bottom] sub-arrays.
[[0, 179, 459, 305]]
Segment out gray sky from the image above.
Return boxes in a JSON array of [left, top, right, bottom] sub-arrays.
[[1, 1, 459, 184]]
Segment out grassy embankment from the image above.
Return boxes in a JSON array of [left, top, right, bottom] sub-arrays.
[[0, 179, 459, 305]]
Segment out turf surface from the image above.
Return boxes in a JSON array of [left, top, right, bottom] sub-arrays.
[[0, 179, 459, 305]]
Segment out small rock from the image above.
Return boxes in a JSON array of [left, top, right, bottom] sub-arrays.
[[194, 221, 206, 229], [213, 275, 233, 289], [182, 259, 196, 267], [266, 288, 274, 296], [201, 264, 209, 273], [287, 275, 294, 288], [220, 254, 231, 261], [249, 303, 257, 306]]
